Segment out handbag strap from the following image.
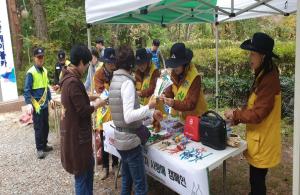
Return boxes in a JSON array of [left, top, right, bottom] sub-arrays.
[[110, 124, 138, 133], [202, 110, 225, 123]]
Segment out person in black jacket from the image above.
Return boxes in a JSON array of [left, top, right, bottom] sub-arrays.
[[53, 50, 70, 91]]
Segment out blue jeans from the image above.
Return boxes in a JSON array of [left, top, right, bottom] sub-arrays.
[[74, 159, 94, 195], [118, 146, 147, 195]]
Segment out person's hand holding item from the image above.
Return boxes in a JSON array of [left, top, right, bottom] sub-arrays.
[[25, 104, 33, 115], [52, 85, 60, 91], [147, 96, 157, 109], [159, 94, 166, 101], [137, 91, 142, 97], [93, 98, 106, 110], [49, 100, 55, 109], [89, 94, 100, 101], [153, 110, 163, 121], [224, 109, 234, 120], [163, 97, 175, 107]]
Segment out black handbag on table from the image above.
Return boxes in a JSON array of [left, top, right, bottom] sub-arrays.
[[200, 111, 227, 150]]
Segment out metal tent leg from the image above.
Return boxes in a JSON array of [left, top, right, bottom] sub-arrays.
[[223, 160, 227, 195], [114, 161, 122, 190]]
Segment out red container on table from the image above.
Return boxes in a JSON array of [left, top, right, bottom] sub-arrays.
[[184, 116, 200, 142]]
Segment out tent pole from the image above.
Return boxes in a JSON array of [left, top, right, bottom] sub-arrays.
[[235, 0, 272, 16], [293, 1, 300, 194], [87, 23, 92, 50], [215, 20, 219, 111]]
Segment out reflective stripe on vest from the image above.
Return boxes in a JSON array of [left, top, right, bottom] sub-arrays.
[[171, 64, 207, 121], [27, 66, 49, 114]]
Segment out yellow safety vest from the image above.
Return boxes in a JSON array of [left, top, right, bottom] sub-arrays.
[[96, 83, 112, 130], [244, 92, 282, 168], [136, 63, 157, 105], [27, 66, 49, 114], [171, 64, 207, 121]]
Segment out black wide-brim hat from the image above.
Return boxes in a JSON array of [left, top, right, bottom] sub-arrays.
[[100, 57, 116, 64], [135, 48, 152, 65], [100, 48, 116, 64], [165, 43, 190, 68], [240, 32, 279, 59]]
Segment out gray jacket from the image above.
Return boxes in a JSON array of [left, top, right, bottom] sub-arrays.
[[109, 69, 142, 151]]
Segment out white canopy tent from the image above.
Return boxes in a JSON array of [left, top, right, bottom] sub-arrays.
[[85, 0, 299, 194], [86, 0, 297, 24]]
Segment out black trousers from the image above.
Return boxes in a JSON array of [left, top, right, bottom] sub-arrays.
[[249, 164, 269, 195], [100, 131, 119, 169], [33, 107, 49, 151]]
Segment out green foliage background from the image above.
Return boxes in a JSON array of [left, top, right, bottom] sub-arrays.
[[16, 0, 296, 121]]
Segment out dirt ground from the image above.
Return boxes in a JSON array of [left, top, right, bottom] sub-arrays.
[[0, 111, 293, 195]]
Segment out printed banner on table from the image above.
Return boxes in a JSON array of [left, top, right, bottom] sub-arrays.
[[0, 0, 18, 102], [103, 122, 210, 195]]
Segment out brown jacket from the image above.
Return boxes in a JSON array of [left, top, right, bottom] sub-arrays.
[[135, 67, 160, 98], [60, 67, 95, 175], [94, 66, 113, 94], [233, 68, 281, 124], [164, 69, 201, 111]]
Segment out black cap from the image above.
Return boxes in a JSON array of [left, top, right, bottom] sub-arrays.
[[33, 47, 44, 57], [240, 32, 279, 59], [100, 48, 116, 64], [57, 50, 65, 60], [165, 43, 190, 68], [135, 48, 152, 65], [153, 39, 160, 47], [95, 37, 104, 45]]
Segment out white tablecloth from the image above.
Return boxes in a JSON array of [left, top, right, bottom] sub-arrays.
[[103, 121, 247, 195]]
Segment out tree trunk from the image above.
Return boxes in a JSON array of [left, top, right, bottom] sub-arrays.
[[210, 23, 215, 37], [29, 0, 48, 40], [184, 24, 193, 41], [6, 0, 23, 70], [178, 24, 181, 41], [110, 25, 119, 47]]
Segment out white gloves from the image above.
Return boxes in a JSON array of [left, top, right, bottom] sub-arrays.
[[26, 104, 33, 115]]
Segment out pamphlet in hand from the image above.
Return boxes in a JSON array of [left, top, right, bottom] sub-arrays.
[[153, 69, 173, 97], [100, 89, 109, 100]]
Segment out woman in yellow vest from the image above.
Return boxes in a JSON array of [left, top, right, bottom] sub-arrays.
[[135, 48, 160, 105], [224, 33, 281, 195], [93, 48, 118, 180], [161, 43, 207, 121]]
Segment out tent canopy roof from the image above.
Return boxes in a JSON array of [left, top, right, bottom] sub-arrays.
[[85, 0, 297, 25]]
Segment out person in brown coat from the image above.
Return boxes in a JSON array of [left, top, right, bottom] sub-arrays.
[[225, 33, 282, 195], [94, 48, 119, 180], [135, 48, 160, 105], [161, 43, 207, 121], [60, 44, 106, 195]]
